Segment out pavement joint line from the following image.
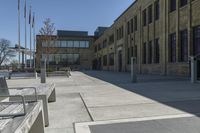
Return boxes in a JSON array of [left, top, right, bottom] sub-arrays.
[[86, 98, 200, 109], [79, 93, 94, 121], [74, 113, 198, 133]]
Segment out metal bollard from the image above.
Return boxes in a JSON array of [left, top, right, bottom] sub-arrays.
[[41, 59, 46, 83], [191, 56, 197, 83], [131, 57, 137, 83]]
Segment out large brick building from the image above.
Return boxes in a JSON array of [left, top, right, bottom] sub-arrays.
[[92, 0, 200, 78], [36, 0, 200, 79], [36, 30, 94, 70]]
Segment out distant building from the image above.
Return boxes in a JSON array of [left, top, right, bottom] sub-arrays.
[[36, 30, 94, 70], [94, 27, 108, 37]]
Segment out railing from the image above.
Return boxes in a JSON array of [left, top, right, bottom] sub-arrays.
[[0, 95, 26, 117]]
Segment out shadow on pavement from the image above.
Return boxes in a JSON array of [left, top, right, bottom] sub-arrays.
[[82, 70, 200, 117]]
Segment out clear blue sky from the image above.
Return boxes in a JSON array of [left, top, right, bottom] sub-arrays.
[[0, 0, 134, 48]]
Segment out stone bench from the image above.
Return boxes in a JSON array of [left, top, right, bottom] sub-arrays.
[[0, 95, 45, 133], [47, 71, 71, 77], [0, 77, 56, 127], [0, 70, 12, 79]]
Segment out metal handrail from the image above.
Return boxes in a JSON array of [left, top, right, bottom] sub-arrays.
[[1, 87, 38, 102], [0, 95, 26, 117]]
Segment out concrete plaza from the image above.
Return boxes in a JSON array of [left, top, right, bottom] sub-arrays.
[[7, 71, 200, 133]]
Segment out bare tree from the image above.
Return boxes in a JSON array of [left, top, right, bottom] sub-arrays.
[[39, 18, 56, 68], [0, 39, 15, 66]]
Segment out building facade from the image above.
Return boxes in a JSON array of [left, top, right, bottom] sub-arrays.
[[93, 0, 200, 77], [36, 30, 94, 70]]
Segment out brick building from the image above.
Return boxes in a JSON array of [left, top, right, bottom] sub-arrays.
[[36, 30, 94, 70], [36, 0, 200, 79], [92, 0, 200, 78]]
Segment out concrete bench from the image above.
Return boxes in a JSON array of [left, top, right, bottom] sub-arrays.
[[47, 71, 71, 77], [0, 95, 45, 133], [0, 70, 12, 79], [0, 77, 56, 127]]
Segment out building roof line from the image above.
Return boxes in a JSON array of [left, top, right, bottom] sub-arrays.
[[114, 0, 138, 22]]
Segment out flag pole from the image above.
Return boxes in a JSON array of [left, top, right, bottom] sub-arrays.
[[18, 0, 21, 69], [24, 0, 27, 69], [33, 12, 36, 70], [29, 5, 32, 68]]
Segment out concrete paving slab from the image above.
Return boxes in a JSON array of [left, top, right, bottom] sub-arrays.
[[45, 127, 74, 133], [87, 99, 200, 121], [45, 93, 91, 130], [6, 71, 200, 133], [89, 116, 200, 133]]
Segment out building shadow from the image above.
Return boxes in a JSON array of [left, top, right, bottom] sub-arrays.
[[82, 70, 200, 117]]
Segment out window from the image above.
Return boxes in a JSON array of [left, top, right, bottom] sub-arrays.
[[85, 41, 89, 48], [109, 34, 114, 44], [109, 53, 114, 66], [134, 45, 137, 59], [74, 41, 80, 48], [42, 42, 47, 47], [155, 0, 160, 20], [131, 19, 134, 33], [154, 38, 160, 63], [143, 43, 147, 64], [148, 5, 153, 24], [80, 41, 86, 48], [55, 54, 61, 63], [127, 21, 130, 35], [143, 9, 147, 26], [169, 33, 176, 62], [170, 0, 176, 12], [67, 54, 73, 64], [49, 41, 55, 47], [117, 26, 124, 40], [103, 39, 107, 48], [73, 54, 80, 65], [121, 26, 124, 38], [68, 41, 73, 48], [117, 29, 119, 40], [148, 41, 153, 64], [119, 28, 122, 39], [103, 55, 107, 66], [134, 16, 137, 31], [94, 46, 97, 52], [60, 41, 67, 47], [48, 54, 55, 62], [131, 46, 134, 57], [194, 26, 200, 56], [180, 30, 188, 62], [42, 54, 80, 65], [98, 43, 101, 50], [55, 41, 60, 47], [180, 0, 187, 7], [60, 54, 67, 62]]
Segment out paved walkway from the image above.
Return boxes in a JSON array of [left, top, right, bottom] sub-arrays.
[[7, 71, 200, 133]]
